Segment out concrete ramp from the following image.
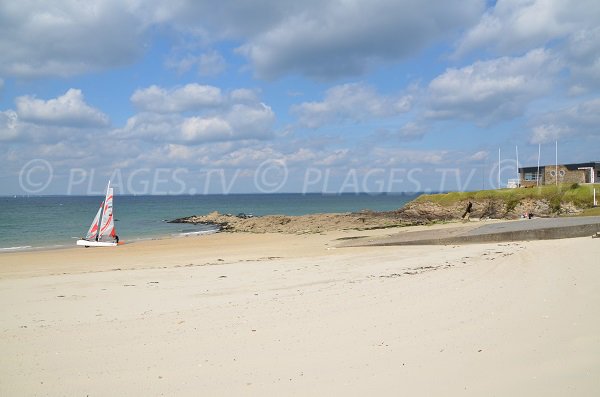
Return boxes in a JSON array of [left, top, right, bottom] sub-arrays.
[[340, 216, 600, 247]]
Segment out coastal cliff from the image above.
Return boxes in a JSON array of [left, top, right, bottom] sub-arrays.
[[408, 183, 599, 220], [171, 184, 599, 233]]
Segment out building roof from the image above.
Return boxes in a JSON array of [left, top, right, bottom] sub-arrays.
[[519, 161, 600, 172], [520, 166, 544, 173]]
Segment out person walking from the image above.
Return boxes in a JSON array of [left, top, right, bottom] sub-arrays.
[[462, 201, 473, 222]]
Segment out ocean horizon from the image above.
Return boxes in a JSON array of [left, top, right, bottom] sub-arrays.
[[0, 192, 419, 251]]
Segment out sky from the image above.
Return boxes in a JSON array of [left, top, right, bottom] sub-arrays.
[[1, 0, 599, 195]]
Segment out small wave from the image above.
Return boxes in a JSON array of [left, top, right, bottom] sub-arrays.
[[174, 229, 219, 237], [1, 243, 72, 253], [1, 245, 33, 251]]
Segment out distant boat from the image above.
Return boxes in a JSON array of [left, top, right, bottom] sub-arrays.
[[76, 181, 120, 247]]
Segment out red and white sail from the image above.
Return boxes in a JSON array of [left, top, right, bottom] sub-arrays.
[[85, 202, 103, 240], [77, 179, 119, 247], [99, 186, 116, 240]]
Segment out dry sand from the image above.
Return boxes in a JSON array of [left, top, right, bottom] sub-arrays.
[[1, 224, 599, 396]]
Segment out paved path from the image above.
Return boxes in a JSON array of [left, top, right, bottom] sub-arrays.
[[340, 216, 600, 247]]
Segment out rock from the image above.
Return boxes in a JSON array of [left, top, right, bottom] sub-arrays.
[[170, 211, 419, 234]]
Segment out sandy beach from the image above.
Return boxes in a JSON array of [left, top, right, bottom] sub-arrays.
[[1, 224, 599, 396]]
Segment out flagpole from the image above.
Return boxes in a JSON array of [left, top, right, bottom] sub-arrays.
[[555, 141, 558, 186], [515, 145, 519, 187], [536, 144, 541, 186], [498, 148, 501, 189]]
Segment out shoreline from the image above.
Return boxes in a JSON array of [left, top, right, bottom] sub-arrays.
[[0, 227, 220, 254], [4, 211, 598, 255], [0, 221, 479, 279], [4, 211, 598, 259]]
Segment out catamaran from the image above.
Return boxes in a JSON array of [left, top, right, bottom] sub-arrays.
[[76, 181, 119, 247]]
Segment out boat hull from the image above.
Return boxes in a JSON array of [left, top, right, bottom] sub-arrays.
[[76, 239, 118, 247]]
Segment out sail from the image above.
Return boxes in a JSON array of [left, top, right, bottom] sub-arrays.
[[99, 187, 116, 240], [85, 203, 103, 240]]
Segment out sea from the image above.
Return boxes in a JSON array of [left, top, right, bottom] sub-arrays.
[[0, 193, 418, 251]]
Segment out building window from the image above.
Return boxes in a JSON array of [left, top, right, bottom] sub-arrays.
[[550, 170, 556, 177], [559, 170, 565, 177], [524, 172, 540, 181], [597, 170, 600, 178]]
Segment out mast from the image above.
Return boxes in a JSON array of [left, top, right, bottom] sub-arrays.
[[95, 202, 102, 241], [99, 181, 115, 240]]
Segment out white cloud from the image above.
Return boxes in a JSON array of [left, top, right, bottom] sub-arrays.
[[149, 142, 340, 170], [237, 0, 484, 79], [3, 85, 263, 160], [530, 98, 600, 143], [165, 54, 200, 75], [148, 144, 221, 167], [120, 84, 275, 143], [564, 27, 600, 94], [197, 51, 227, 76], [0, 110, 19, 142], [0, 1, 484, 80], [181, 117, 232, 142], [118, 112, 182, 142], [369, 147, 446, 166], [313, 149, 350, 167], [226, 103, 275, 138], [530, 124, 568, 144], [455, 0, 600, 57], [0, 0, 144, 77], [178, 102, 275, 143], [15, 89, 109, 127], [131, 84, 224, 113], [165, 50, 227, 77], [179, 104, 275, 143], [0, 1, 328, 79], [374, 121, 427, 142], [395, 122, 426, 140], [388, 121, 427, 141], [427, 49, 559, 124], [229, 89, 260, 104], [292, 83, 412, 128], [468, 150, 489, 162], [148, 0, 314, 40]]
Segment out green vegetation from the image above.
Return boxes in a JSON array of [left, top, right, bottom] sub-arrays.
[[560, 183, 598, 207], [578, 207, 600, 216], [416, 183, 600, 211]]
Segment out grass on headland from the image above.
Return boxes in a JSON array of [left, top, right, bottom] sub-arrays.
[[577, 206, 600, 216], [416, 183, 600, 210]]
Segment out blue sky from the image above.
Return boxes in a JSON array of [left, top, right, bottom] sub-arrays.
[[1, 0, 599, 195]]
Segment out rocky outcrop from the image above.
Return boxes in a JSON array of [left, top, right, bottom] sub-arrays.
[[170, 210, 426, 234], [395, 200, 463, 221], [398, 197, 583, 221], [170, 195, 587, 234], [396, 199, 512, 220]]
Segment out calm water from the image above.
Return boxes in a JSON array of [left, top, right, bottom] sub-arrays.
[[0, 193, 417, 250]]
